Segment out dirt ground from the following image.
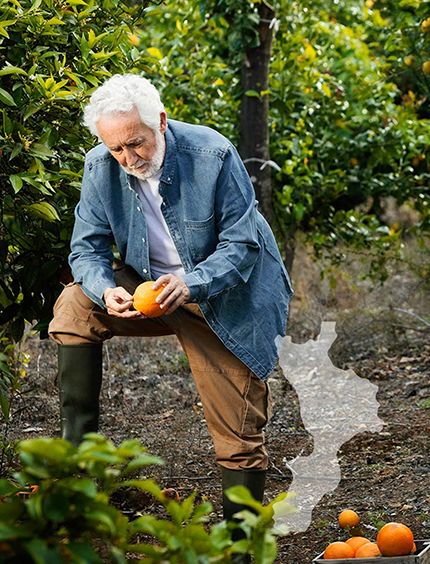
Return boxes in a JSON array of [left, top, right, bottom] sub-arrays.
[[6, 245, 430, 563]]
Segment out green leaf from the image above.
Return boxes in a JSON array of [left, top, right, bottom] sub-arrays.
[[0, 20, 16, 29], [0, 480, 19, 497], [0, 393, 10, 420], [0, 522, 30, 541], [293, 203, 305, 221], [179, 492, 196, 522], [90, 51, 120, 61], [24, 539, 61, 564], [26, 202, 60, 222], [147, 47, 163, 60], [66, 542, 102, 564], [23, 104, 43, 121], [0, 88, 15, 106], [28, 143, 55, 159], [122, 454, 164, 473], [46, 17, 65, 25], [224, 486, 262, 512], [9, 174, 23, 193], [9, 143, 23, 160], [245, 90, 260, 98], [2, 111, 13, 135], [10, 317, 25, 343], [85, 510, 117, 535], [0, 65, 27, 77], [60, 477, 97, 498], [254, 531, 278, 564], [118, 479, 164, 502]]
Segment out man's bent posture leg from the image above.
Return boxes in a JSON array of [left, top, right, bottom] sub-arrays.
[[168, 303, 272, 564], [48, 265, 175, 444]]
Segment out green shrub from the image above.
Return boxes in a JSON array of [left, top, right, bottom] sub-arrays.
[[0, 435, 290, 564]]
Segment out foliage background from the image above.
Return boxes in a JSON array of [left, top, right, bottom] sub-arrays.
[[0, 0, 429, 340]]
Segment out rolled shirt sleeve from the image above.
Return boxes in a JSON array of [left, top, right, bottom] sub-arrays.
[[181, 144, 261, 302]]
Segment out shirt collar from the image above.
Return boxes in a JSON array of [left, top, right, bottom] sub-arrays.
[[159, 122, 176, 186]]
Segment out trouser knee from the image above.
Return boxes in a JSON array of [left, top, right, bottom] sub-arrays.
[[48, 282, 110, 345]]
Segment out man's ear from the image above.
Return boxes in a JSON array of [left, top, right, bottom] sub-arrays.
[[159, 112, 167, 134]]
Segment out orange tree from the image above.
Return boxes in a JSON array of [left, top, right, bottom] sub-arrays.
[[268, 0, 430, 274], [0, 0, 150, 343], [0, 0, 153, 448], [131, 0, 430, 277]]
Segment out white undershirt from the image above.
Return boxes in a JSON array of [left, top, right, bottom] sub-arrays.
[[135, 169, 186, 280]]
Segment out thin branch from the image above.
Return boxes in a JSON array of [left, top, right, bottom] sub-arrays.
[[389, 307, 430, 329]]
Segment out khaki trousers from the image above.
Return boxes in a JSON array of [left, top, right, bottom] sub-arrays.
[[48, 263, 272, 470]]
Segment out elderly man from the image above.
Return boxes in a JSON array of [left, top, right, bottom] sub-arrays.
[[48, 74, 293, 555]]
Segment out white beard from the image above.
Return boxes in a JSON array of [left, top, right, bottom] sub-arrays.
[[122, 129, 165, 180]]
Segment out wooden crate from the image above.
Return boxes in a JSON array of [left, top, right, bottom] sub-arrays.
[[313, 540, 430, 564]]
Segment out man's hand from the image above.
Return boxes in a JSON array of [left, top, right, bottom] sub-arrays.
[[103, 286, 145, 318], [152, 274, 190, 315]]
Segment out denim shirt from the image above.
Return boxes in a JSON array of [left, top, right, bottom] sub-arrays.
[[69, 119, 294, 382]]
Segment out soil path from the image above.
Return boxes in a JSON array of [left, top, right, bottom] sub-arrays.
[[8, 323, 430, 562]]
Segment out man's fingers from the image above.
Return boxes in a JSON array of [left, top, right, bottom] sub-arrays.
[[114, 298, 134, 312], [152, 279, 169, 291], [107, 308, 145, 319], [159, 288, 181, 310]]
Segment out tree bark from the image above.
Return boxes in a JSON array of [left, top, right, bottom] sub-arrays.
[[239, 1, 275, 226]]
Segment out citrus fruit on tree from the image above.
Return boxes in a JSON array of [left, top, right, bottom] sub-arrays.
[[323, 541, 355, 559], [422, 17, 430, 33], [355, 542, 381, 558], [338, 509, 360, 529], [376, 522, 414, 556], [133, 281, 167, 317], [345, 536, 371, 555], [423, 61, 430, 75]]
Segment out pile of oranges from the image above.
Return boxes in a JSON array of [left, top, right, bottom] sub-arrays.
[[322, 509, 416, 560]]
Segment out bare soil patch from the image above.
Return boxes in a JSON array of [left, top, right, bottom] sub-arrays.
[[6, 248, 430, 563]]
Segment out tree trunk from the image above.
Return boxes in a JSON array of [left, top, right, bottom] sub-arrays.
[[239, 1, 275, 226]]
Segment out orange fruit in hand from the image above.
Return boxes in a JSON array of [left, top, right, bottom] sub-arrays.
[[133, 281, 166, 317], [338, 509, 360, 529], [345, 536, 371, 555], [355, 542, 381, 558], [323, 541, 354, 559], [377, 522, 414, 556]]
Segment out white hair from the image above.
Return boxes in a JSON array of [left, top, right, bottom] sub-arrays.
[[83, 74, 166, 138]]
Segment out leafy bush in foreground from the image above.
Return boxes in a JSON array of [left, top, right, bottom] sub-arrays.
[[0, 435, 290, 564]]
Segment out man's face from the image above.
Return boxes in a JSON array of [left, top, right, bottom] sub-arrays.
[[97, 107, 167, 180]]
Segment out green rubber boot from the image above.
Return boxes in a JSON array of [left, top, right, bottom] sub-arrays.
[[222, 467, 267, 564], [57, 343, 103, 446]]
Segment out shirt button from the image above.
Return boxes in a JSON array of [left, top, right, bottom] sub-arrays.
[[137, 207, 141, 212], [143, 268, 148, 274], [141, 237, 146, 243]]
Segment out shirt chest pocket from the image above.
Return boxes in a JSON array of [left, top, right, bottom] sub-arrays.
[[183, 213, 218, 261]]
